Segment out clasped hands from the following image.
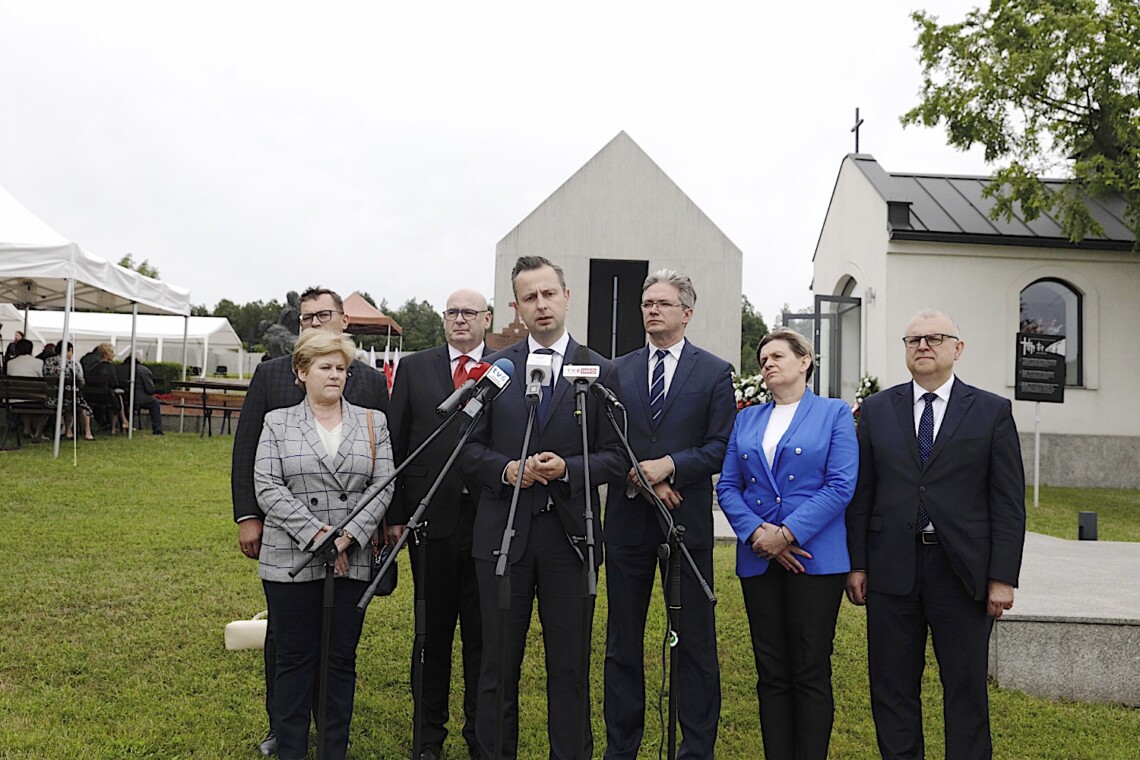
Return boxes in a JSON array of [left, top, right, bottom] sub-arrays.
[[506, 452, 566, 488], [629, 457, 683, 510], [749, 522, 811, 573], [312, 525, 356, 577]]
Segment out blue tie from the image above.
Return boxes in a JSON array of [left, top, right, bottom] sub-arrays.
[[650, 349, 667, 424], [916, 392, 937, 531], [536, 348, 556, 425]]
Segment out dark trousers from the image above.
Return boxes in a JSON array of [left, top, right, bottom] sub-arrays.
[[473, 510, 594, 760], [134, 396, 163, 432], [603, 536, 719, 760], [265, 616, 276, 730], [263, 578, 368, 760], [740, 566, 846, 760], [408, 498, 481, 755], [867, 541, 994, 760]]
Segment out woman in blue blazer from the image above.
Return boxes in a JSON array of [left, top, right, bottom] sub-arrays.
[[716, 328, 857, 760]]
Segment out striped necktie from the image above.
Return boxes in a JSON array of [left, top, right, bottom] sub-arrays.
[[650, 349, 667, 423]]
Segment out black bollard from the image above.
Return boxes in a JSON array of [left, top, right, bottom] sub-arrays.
[[1078, 511, 1098, 541]]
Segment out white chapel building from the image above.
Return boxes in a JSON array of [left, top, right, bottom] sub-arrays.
[[811, 153, 1140, 488]]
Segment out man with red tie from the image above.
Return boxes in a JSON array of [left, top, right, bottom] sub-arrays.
[[387, 289, 492, 760]]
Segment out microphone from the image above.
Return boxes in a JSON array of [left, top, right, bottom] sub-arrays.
[[436, 361, 490, 417], [462, 358, 514, 418], [589, 381, 625, 411], [563, 345, 600, 385], [525, 351, 554, 406]]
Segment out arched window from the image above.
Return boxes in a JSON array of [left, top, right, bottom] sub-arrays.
[[1020, 278, 1082, 386]]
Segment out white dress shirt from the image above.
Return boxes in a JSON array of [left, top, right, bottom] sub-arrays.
[[449, 342, 486, 375], [913, 375, 955, 531], [647, 338, 685, 397]]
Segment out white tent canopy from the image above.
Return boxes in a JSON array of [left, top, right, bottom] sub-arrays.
[[0, 183, 190, 315], [9, 310, 242, 374], [1, 181, 192, 456]]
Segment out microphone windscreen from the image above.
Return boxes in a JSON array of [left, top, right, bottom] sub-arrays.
[[468, 361, 490, 380], [573, 345, 592, 365], [491, 357, 514, 378]]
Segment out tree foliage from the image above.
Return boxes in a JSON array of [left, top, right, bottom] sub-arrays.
[[739, 295, 769, 375], [383, 298, 445, 352], [118, 253, 160, 278], [209, 298, 284, 349], [902, 0, 1140, 246]]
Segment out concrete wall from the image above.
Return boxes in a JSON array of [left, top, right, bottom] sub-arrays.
[[990, 617, 1140, 706], [494, 132, 743, 370], [1020, 432, 1140, 489]]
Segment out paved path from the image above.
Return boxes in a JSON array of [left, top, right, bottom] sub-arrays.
[[711, 514, 1140, 625], [1008, 531, 1140, 623], [712, 506, 735, 542]]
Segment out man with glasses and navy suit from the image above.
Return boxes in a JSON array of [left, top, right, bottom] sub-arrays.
[[602, 270, 736, 760], [232, 286, 389, 757], [387, 289, 492, 760], [845, 309, 1025, 760]]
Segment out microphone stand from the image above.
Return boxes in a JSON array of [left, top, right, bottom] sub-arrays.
[[353, 403, 488, 760], [285, 401, 470, 760], [572, 378, 596, 760], [314, 535, 340, 760], [598, 401, 716, 760], [492, 390, 539, 760]]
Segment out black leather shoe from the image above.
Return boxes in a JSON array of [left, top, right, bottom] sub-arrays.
[[258, 730, 278, 756]]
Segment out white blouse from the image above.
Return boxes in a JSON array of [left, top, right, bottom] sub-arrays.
[[762, 401, 800, 467]]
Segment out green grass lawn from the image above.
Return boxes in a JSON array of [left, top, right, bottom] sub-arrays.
[[1, 434, 1137, 758]]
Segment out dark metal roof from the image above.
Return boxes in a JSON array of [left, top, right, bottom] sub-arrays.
[[850, 154, 1135, 251]]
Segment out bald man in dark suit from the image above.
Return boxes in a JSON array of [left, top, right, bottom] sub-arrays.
[[846, 309, 1025, 760], [387, 288, 491, 760]]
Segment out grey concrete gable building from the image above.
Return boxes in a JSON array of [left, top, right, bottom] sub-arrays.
[[493, 131, 743, 369]]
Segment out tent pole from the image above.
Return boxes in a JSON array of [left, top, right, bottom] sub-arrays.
[[128, 303, 138, 439], [52, 278, 75, 459], [181, 315, 189, 382], [202, 334, 209, 378]]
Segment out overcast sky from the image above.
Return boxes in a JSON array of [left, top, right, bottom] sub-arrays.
[[0, 0, 991, 325]]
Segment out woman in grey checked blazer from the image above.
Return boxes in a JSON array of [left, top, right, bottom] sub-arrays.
[[255, 330, 395, 760]]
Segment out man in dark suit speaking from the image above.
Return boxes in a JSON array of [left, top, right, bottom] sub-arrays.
[[460, 256, 626, 760], [845, 309, 1025, 760], [232, 286, 389, 757], [602, 270, 736, 760], [387, 288, 492, 760]]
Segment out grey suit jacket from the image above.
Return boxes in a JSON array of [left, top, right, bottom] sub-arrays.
[[255, 398, 395, 583]]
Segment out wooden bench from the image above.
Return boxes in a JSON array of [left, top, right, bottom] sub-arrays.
[[169, 380, 248, 437], [0, 376, 51, 449]]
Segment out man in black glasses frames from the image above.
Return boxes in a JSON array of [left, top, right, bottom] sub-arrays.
[[846, 309, 1024, 760]]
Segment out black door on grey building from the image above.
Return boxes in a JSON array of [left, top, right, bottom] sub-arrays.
[[587, 259, 648, 359]]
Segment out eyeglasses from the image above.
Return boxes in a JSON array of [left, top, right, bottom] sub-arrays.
[[902, 333, 958, 349], [299, 310, 341, 326], [442, 308, 487, 322], [640, 300, 685, 311]]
